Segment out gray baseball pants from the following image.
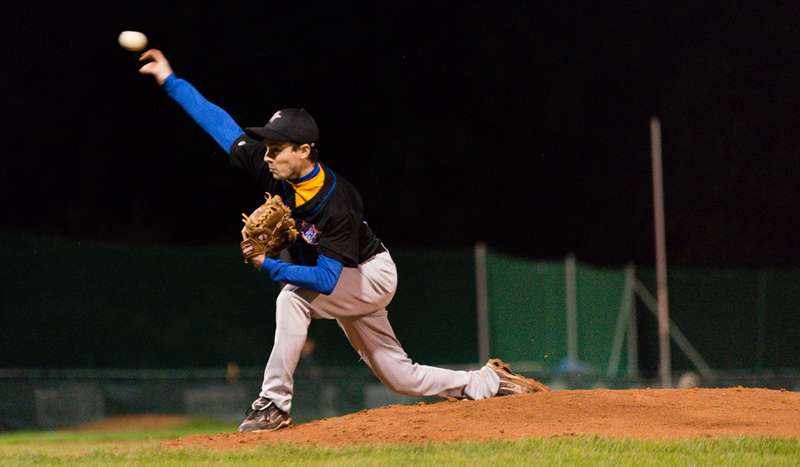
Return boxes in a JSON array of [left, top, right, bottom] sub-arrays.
[[260, 250, 500, 413]]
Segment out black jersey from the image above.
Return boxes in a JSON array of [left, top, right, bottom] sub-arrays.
[[229, 135, 384, 268]]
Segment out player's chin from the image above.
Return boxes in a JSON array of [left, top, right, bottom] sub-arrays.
[[270, 171, 288, 181]]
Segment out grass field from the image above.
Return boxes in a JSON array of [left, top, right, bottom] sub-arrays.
[[1, 421, 799, 467]]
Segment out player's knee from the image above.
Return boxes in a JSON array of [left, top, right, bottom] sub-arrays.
[[275, 289, 294, 309], [372, 360, 424, 396], [275, 289, 312, 328]]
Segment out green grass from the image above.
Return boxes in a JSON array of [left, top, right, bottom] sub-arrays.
[[1, 422, 799, 467]]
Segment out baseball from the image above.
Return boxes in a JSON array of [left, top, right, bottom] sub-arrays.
[[118, 31, 148, 52]]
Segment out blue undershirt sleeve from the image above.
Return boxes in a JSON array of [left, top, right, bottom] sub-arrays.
[[161, 73, 245, 153], [259, 255, 344, 295]]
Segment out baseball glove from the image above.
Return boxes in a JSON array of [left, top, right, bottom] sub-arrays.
[[240, 193, 298, 262]]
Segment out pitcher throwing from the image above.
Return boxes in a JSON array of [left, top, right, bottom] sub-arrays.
[[138, 48, 549, 433]]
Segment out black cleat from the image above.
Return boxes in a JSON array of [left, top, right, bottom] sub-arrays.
[[237, 397, 292, 433]]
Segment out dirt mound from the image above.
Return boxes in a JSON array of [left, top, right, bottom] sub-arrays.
[[164, 387, 800, 450]]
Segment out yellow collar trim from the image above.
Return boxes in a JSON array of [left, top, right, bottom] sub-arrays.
[[287, 166, 325, 207]]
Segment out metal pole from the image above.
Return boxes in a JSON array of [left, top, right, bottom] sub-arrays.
[[475, 242, 491, 364], [651, 116, 671, 388]]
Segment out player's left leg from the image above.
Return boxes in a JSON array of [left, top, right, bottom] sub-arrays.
[[303, 250, 501, 400], [337, 310, 501, 400]]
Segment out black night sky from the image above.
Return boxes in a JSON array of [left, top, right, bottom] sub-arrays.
[[3, 1, 800, 269]]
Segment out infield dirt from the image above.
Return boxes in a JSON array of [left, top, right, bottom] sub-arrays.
[[156, 387, 800, 450]]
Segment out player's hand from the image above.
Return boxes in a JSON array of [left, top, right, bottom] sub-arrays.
[[138, 49, 174, 85], [241, 227, 266, 269], [249, 253, 266, 269]]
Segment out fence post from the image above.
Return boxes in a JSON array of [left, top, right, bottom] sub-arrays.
[[606, 263, 637, 377], [565, 254, 578, 365], [627, 266, 639, 379], [475, 242, 490, 364]]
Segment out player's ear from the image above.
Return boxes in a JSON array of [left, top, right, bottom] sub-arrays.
[[298, 144, 312, 159]]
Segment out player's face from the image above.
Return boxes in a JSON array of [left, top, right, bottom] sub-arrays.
[[264, 141, 303, 180]]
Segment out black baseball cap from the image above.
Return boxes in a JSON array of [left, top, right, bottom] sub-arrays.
[[244, 108, 318, 147]]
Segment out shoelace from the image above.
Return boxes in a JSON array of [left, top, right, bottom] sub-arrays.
[[244, 400, 269, 417]]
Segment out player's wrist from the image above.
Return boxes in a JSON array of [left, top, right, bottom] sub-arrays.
[[159, 72, 177, 87], [258, 256, 278, 273]]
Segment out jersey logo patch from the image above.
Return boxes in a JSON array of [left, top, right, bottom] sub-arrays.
[[299, 220, 322, 245]]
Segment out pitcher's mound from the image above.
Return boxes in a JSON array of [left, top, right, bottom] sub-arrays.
[[163, 387, 800, 450]]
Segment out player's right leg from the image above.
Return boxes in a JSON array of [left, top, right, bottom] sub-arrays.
[[238, 285, 312, 432]]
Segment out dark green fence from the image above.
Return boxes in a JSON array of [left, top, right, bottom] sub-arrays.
[[0, 232, 474, 369], [486, 252, 631, 375], [637, 268, 800, 371], [3, 231, 800, 374]]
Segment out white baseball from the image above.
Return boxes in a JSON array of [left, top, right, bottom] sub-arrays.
[[118, 31, 148, 52]]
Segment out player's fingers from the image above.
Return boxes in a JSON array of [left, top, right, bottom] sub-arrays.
[[138, 50, 159, 74], [138, 48, 163, 62], [138, 62, 154, 74]]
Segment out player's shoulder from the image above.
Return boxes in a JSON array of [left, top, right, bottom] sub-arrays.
[[230, 134, 265, 156], [318, 164, 364, 211], [229, 135, 274, 188], [320, 163, 355, 190]]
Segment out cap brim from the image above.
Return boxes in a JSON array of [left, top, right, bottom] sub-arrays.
[[244, 126, 293, 142]]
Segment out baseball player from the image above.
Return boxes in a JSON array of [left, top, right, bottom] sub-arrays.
[[139, 49, 548, 432]]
